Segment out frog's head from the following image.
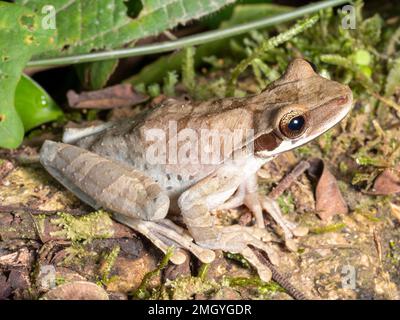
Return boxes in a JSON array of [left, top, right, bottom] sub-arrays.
[[252, 58, 353, 158]]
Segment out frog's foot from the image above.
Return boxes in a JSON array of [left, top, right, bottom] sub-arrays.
[[197, 225, 279, 282], [113, 214, 215, 265], [259, 196, 308, 242]]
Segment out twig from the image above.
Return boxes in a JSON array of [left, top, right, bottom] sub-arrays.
[[373, 228, 383, 265], [269, 160, 310, 199], [253, 248, 308, 300], [0, 205, 87, 216]]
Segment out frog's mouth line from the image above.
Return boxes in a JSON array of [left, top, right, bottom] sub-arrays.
[[255, 92, 353, 159]]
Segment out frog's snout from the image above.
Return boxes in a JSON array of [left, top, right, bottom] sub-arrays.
[[341, 85, 353, 108]]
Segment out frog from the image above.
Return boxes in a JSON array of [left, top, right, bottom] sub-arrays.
[[39, 59, 353, 282]]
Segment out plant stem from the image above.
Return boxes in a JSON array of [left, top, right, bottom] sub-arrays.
[[26, 0, 348, 68]]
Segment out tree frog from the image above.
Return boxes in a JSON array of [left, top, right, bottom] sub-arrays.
[[40, 59, 353, 281]]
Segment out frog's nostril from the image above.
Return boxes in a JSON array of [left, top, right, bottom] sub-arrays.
[[336, 95, 349, 105]]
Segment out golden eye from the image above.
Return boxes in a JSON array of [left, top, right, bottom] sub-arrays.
[[279, 110, 307, 138]]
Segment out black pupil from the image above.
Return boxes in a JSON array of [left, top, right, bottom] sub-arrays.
[[288, 116, 305, 131]]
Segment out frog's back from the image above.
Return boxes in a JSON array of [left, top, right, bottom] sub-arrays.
[[73, 97, 254, 198]]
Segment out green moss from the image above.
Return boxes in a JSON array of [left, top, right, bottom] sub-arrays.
[[339, 162, 348, 174], [295, 145, 313, 157], [319, 131, 333, 154], [277, 193, 295, 215], [61, 243, 97, 267], [182, 46, 196, 94], [162, 71, 178, 97], [98, 245, 120, 286], [225, 252, 251, 269], [222, 276, 284, 297], [33, 214, 46, 236], [147, 83, 160, 97], [55, 276, 67, 286], [50, 210, 114, 243], [387, 240, 400, 266], [154, 276, 219, 300], [198, 263, 210, 281], [310, 223, 346, 234], [351, 172, 378, 187], [132, 247, 174, 300]]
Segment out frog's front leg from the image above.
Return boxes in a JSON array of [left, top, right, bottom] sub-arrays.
[[178, 165, 279, 282], [39, 141, 214, 264], [218, 174, 308, 241]]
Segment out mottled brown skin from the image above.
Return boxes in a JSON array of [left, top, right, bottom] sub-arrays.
[[40, 59, 353, 281]]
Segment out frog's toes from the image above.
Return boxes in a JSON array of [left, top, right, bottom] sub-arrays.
[[198, 225, 279, 270], [292, 225, 309, 237], [259, 196, 309, 240], [113, 214, 215, 265], [242, 247, 272, 282]]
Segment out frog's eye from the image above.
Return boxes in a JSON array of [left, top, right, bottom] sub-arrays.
[[279, 111, 307, 139]]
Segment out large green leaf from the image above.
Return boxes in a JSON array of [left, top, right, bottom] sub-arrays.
[[75, 58, 119, 90], [0, 2, 55, 148], [127, 3, 292, 86], [0, 0, 233, 149], [17, 0, 236, 58], [15, 74, 64, 131]]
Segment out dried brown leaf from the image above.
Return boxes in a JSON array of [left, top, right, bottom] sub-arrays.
[[309, 158, 348, 221], [67, 84, 148, 109], [372, 167, 400, 195]]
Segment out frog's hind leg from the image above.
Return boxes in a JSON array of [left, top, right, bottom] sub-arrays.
[[40, 140, 215, 265]]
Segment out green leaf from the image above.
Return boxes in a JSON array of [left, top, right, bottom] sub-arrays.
[[26, 0, 348, 67], [127, 3, 293, 86], [18, 0, 236, 59], [0, 2, 55, 148], [75, 59, 119, 90], [15, 74, 64, 132]]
